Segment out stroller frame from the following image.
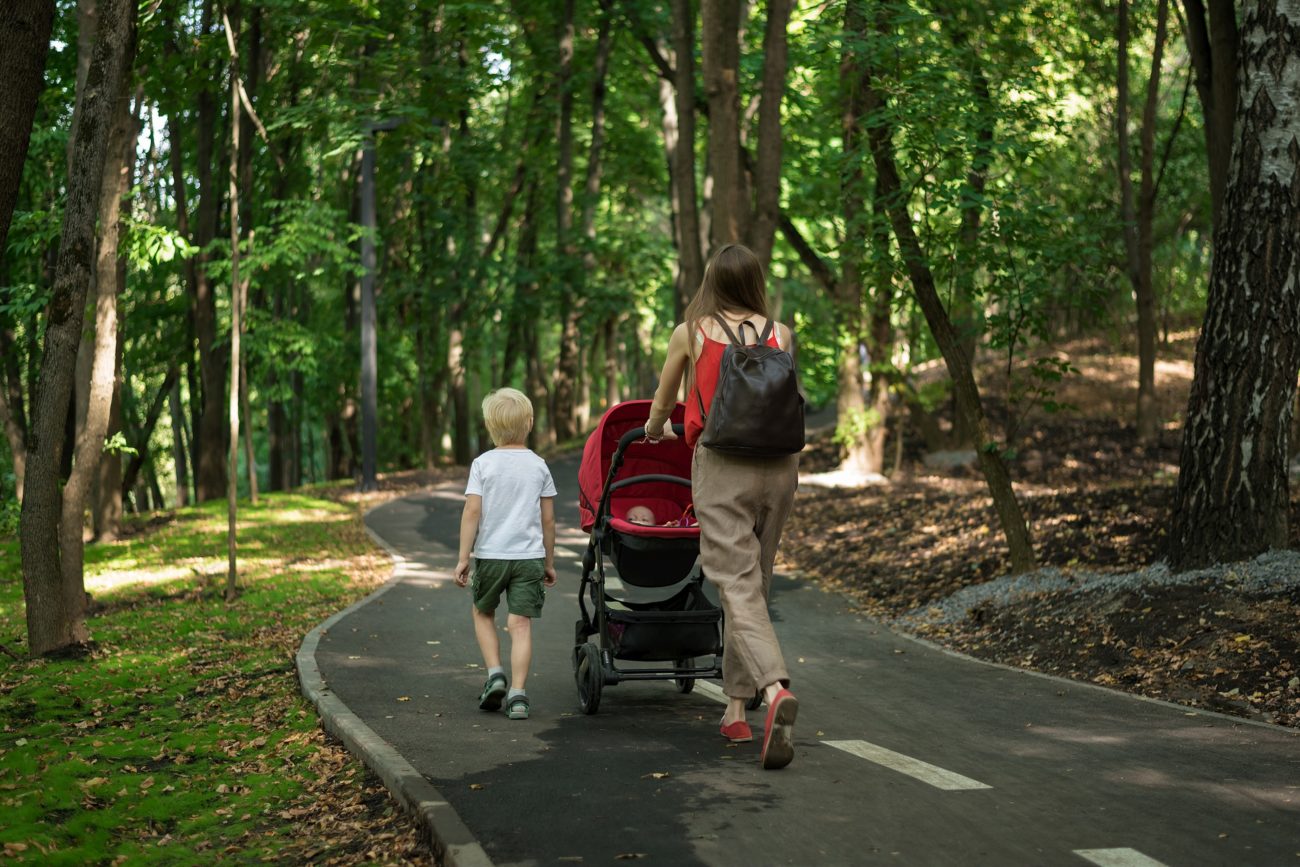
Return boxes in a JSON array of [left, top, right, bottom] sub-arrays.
[[574, 423, 723, 714]]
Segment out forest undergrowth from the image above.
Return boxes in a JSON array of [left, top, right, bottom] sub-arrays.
[[783, 336, 1300, 728]]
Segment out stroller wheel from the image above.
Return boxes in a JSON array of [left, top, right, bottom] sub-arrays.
[[674, 658, 695, 694], [576, 643, 603, 715]]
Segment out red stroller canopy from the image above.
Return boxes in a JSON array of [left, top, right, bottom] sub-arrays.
[[577, 400, 691, 532]]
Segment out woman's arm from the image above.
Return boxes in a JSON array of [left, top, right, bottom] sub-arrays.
[[645, 323, 690, 438]]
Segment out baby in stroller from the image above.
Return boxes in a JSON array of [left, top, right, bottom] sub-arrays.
[[625, 504, 698, 528], [626, 505, 657, 525]]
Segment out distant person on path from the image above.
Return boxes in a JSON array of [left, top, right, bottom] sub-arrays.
[[454, 388, 558, 721], [642, 244, 802, 769]]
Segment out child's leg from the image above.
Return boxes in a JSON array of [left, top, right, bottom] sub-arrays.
[[472, 605, 502, 669], [506, 614, 532, 691]]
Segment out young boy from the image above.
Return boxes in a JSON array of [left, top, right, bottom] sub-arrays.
[[453, 388, 557, 720]]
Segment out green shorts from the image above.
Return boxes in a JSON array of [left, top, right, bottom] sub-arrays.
[[471, 558, 546, 618]]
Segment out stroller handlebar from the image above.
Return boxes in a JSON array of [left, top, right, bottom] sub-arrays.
[[607, 473, 692, 492], [616, 424, 686, 453]]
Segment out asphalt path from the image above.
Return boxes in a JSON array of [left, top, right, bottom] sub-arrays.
[[312, 451, 1300, 866]]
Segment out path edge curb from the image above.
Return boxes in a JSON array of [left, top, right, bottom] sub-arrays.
[[295, 498, 494, 867]]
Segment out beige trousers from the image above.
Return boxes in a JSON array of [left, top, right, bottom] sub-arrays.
[[691, 446, 800, 699]]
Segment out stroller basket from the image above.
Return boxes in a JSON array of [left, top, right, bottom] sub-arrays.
[[606, 582, 721, 662]]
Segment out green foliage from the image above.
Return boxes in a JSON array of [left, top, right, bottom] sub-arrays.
[[834, 406, 884, 449], [0, 494, 392, 861]]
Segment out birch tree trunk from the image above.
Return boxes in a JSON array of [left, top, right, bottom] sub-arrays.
[[1170, 0, 1300, 569], [20, 0, 136, 657]]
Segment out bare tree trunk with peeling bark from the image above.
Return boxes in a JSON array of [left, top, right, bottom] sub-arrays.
[[1170, 0, 1300, 569]]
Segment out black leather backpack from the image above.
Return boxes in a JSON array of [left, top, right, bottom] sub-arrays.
[[697, 314, 805, 457]]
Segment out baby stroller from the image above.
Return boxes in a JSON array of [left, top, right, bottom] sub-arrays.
[[574, 399, 723, 714]]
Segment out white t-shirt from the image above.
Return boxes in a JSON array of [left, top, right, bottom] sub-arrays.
[[465, 448, 557, 559]]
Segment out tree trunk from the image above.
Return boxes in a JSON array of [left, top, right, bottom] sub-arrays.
[[169, 378, 190, 506], [834, 0, 874, 476], [93, 88, 140, 542], [1169, 0, 1300, 569], [1136, 0, 1170, 442], [120, 366, 179, 500], [0, 0, 56, 265], [227, 3, 244, 597], [0, 319, 28, 500], [188, 4, 228, 503], [20, 0, 135, 657], [1180, 0, 1238, 225], [448, 311, 471, 465], [60, 73, 133, 632], [603, 315, 620, 410], [744, 0, 793, 269], [670, 0, 706, 315], [859, 0, 1035, 572], [702, 0, 747, 247], [945, 17, 994, 446], [551, 0, 580, 443]]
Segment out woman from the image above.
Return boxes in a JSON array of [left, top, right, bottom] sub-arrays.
[[643, 244, 801, 770]]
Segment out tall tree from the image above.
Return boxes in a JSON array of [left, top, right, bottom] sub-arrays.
[[856, 0, 1036, 573], [701, 0, 746, 247], [0, 0, 55, 259], [19, 0, 137, 656], [744, 0, 793, 268], [1169, 0, 1300, 569], [552, 0, 581, 442], [1179, 0, 1238, 224], [670, 0, 705, 314], [60, 35, 137, 615], [0, 1, 57, 502], [1119, 0, 1172, 442]]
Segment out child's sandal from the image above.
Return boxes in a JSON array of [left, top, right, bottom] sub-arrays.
[[507, 694, 530, 720], [478, 674, 507, 711]]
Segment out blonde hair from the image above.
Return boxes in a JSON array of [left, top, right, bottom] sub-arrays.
[[481, 387, 534, 446]]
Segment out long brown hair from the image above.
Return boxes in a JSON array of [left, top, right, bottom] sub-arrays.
[[683, 243, 769, 336], [681, 244, 770, 388]]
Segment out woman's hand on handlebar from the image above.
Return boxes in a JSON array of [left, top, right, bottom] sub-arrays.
[[643, 419, 678, 442]]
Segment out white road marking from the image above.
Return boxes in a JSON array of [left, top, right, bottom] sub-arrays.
[[1073, 849, 1169, 867], [695, 680, 728, 706], [824, 740, 992, 791]]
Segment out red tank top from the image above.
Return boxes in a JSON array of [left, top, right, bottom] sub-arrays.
[[685, 322, 781, 450]]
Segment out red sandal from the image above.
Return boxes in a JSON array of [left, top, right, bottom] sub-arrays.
[[720, 718, 753, 743], [760, 689, 798, 769]]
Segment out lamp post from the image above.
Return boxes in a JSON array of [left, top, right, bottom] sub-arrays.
[[359, 117, 402, 492]]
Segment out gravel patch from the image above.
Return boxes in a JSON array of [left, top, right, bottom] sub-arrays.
[[897, 549, 1300, 628]]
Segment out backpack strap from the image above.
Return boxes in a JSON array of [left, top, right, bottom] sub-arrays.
[[711, 313, 772, 346], [710, 313, 744, 346]]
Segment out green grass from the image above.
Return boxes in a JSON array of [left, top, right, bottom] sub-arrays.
[[0, 493, 395, 864]]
